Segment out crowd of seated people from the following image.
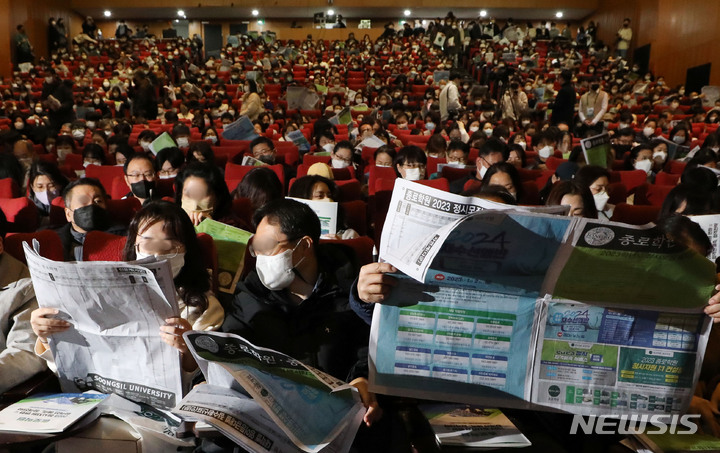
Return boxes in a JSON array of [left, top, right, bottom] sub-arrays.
[[3, 11, 720, 446]]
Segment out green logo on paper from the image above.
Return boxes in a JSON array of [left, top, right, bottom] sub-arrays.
[[548, 385, 561, 397]]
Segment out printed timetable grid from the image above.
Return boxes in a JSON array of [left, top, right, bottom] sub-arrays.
[[391, 304, 519, 390]]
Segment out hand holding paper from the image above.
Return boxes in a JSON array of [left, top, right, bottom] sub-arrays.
[[357, 262, 398, 304]]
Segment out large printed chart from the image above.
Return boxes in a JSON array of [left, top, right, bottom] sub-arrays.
[[371, 279, 538, 407], [531, 300, 710, 416]]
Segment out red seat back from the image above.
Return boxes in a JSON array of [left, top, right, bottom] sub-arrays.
[[4, 230, 64, 265], [85, 165, 125, 195], [83, 231, 127, 261], [0, 178, 20, 198], [0, 197, 39, 232], [320, 236, 375, 266], [340, 200, 367, 236], [225, 163, 285, 190], [610, 203, 660, 225]]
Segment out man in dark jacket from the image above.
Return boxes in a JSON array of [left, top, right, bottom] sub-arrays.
[[551, 69, 576, 128], [54, 178, 126, 261], [41, 70, 74, 134], [222, 199, 370, 382]]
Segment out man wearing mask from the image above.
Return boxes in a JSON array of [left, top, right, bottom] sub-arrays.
[[41, 70, 74, 135], [249, 136, 295, 186], [551, 70, 576, 127], [0, 210, 47, 393], [578, 79, 609, 136], [123, 153, 160, 205], [500, 81, 528, 121], [449, 138, 505, 194], [54, 178, 126, 261], [616, 18, 632, 59], [439, 71, 462, 122], [222, 200, 381, 433]]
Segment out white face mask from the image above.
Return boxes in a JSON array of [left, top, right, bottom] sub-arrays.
[[176, 137, 189, 148], [643, 126, 654, 137], [479, 164, 489, 180], [539, 145, 553, 159], [206, 135, 217, 144], [331, 158, 350, 169], [593, 191, 610, 211], [72, 129, 85, 139], [483, 129, 493, 137], [404, 167, 422, 181], [35, 190, 50, 205], [322, 143, 335, 153], [634, 159, 652, 175], [136, 251, 186, 279], [672, 135, 685, 144], [140, 141, 151, 151], [86, 121, 96, 129], [83, 160, 95, 168], [447, 161, 465, 168], [255, 241, 304, 291], [469, 126, 479, 133], [375, 163, 392, 168], [653, 151, 667, 162]]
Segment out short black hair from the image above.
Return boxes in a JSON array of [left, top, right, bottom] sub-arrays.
[[253, 198, 321, 247], [249, 136, 274, 152], [479, 137, 506, 157], [123, 152, 154, 174], [447, 139, 470, 155], [155, 147, 185, 173], [62, 177, 108, 206]]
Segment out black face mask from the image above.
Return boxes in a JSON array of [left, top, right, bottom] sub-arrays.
[[130, 180, 155, 199], [73, 204, 110, 232], [258, 154, 276, 165], [591, 83, 600, 91]]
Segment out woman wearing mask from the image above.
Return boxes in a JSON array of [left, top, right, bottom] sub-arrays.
[[31, 201, 224, 374], [329, 141, 355, 170], [483, 163, 524, 202], [239, 79, 263, 121], [202, 127, 220, 146], [669, 125, 691, 147], [575, 165, 613, 220], [546, 180, 598, 218], [288, 175, 359, 240], [54, 135, 77, 165], [373, 146, 397, 168], [136, 130, 157, 153], [394, 146, 427, 181], [155, 147, 185, 180], [28, 161, 69, 224], [175, 162, 244, 228], [625, 144, 655, 182]]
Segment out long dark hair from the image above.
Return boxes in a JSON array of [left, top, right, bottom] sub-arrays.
[[123, 200, 210, 311], [174, 162, 232, 219], [28, 160, 69, 196]]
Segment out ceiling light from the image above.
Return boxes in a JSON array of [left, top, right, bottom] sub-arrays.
[[404, 9, 411, 16], [479, 10, 488, 17], [556, 11, 563, 18], [177, 10, 185, 17], [251, 9, 259, 16], [327, 9, 335, 16], [103, 10, 112, 18]]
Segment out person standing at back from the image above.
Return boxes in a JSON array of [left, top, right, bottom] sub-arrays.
[[439, 70, 462, 122], [616, 18, 632, 59], [551, 69, 576, 128], [13, 25, 33, 65]]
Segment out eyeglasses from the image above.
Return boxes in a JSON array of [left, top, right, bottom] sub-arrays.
[[248, 237, 301, 257], [158, 169, 177, 177], [126, 171, 155, 180], [253, 148, 274, 156]]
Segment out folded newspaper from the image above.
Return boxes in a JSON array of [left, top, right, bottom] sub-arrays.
[[370, 179, 716, 417], [176, 331, 365, 453], [23, 242, 183, 410]]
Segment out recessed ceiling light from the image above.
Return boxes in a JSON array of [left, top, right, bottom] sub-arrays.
[[177, 10, 185, 17], [556, 11, 563, 18], [327, 9, 335, 16], [251, 9, 259, 16], [404, 9, 411, 16], [104, 10, 112, 17], [479, 10, 487, 17]]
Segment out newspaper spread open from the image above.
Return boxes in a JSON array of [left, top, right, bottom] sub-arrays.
[[370, 180, 716, 417], [23, 242, 183, 410], [179, 331, 365, 453]]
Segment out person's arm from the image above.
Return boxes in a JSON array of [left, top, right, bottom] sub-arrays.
[[349, 263, 398, 326], [578, 95, 587, 122], [0, 294, 47, 393], [449, 84, 461, 111], [591, 92, 609, 124]]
